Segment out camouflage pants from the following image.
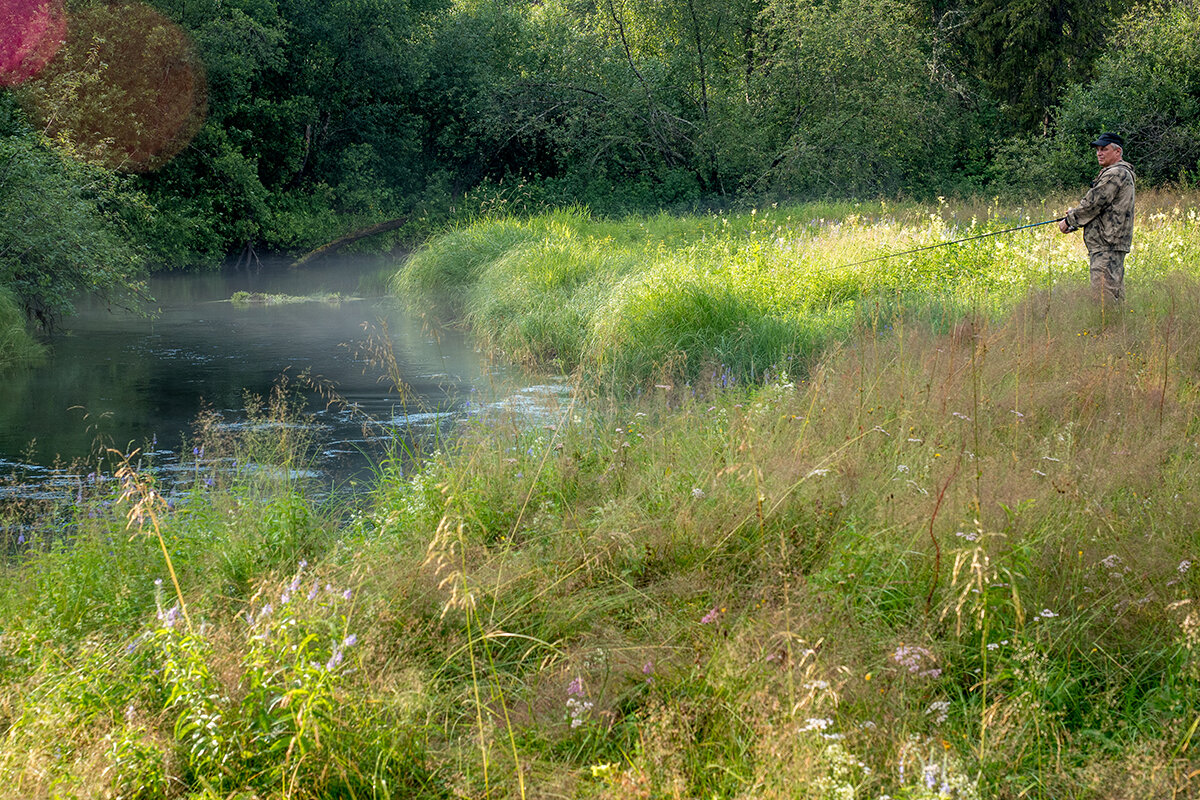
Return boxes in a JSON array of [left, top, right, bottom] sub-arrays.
[[1089, 249, 1126, 302]]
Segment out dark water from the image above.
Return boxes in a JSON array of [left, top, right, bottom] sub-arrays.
[[0, 255, 560, 497]]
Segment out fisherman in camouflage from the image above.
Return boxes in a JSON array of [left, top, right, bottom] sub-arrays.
[[1058, 132, 1136, 302]]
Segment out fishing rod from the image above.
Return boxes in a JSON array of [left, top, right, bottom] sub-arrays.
[[838, 216, 1066, 270]]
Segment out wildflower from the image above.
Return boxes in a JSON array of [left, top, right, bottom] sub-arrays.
[[342, 588, 353, 601], [325, 648, 344, 671], [342, 634, 358, 648], [288, 575, 303, 593], [257, 603, 273, 622], [1100, 554, 1121, 569], [700, 606, 723, 624], [1039, 608, 1058, 618], [892, 644, 941, 678], [955, 530, 980, 542], [798, 717, 833, 732], [925, 700, 950, 724], [158, 605, 180, 629], [307, 582, 320, 602], [17, 533, 25, 545], [154, 578, 163, 588], [566, 677, 592, 728], [692, 487, 705, 499], [1180, 560, 1192, 574], [923, 763, 940, 790]]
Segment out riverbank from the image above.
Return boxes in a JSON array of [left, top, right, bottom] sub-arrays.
[[394, 193, 1200, 390], [0, 288, 44, 370], [3, 199, 1200, 798]]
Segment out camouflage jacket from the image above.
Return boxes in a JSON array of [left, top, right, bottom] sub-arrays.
[[1065, 160, 1136, 253]]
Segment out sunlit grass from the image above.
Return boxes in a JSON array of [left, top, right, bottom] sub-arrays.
[[394, 193, 1200, 391]]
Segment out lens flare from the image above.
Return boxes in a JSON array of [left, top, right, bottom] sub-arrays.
[[20, 2, 206, 172], [0, 0, 66, 86]]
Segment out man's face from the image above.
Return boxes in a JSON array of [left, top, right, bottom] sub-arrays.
[[1096, 144, 1122, 168]]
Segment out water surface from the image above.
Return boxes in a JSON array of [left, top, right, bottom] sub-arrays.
[[0, 255, 554, 495]]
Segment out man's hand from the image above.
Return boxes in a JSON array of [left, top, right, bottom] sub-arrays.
[[1058, 218, 1072, 234]]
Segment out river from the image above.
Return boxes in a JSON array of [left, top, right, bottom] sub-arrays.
[[0, 255, 560, 499]]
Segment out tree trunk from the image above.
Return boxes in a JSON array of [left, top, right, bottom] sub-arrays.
[[290, 217, 409, 268]]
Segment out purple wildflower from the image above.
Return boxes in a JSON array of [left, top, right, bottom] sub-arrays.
[[158, 605, 180, 629], [342, 634, 358, 648], [700, 607, 722, 624], [325, 649, 344, 671], [892, 644, 941, 678], [567, 676, 584, 697]]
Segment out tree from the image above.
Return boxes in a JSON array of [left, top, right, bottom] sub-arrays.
[[747, 0, 968, 196], [1055, 1, 1200, 183], [0, 98, 147, 327], [958, 0, 1120, 133]]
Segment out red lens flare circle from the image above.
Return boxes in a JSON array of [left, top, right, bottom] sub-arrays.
[[0, 0, 66, 86], [20, 2, 207, 172]]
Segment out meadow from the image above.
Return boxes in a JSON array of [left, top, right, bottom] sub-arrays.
[[2, 195, 1200, 799]]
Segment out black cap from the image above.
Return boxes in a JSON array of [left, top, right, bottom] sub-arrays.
[[1091, 132, 1125, 149]]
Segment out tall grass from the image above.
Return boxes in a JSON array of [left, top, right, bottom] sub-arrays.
[[0, 287, 44, 369], [3, 195, 1200, 798]]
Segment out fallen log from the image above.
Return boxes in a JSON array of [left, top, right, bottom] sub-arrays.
[[290, 216, 409, 268]]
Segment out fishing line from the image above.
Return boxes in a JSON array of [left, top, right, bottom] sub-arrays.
[[834, 216, 1065, 272]]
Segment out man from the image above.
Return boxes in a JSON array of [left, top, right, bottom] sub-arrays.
[[1058, 132, 1136, 302]]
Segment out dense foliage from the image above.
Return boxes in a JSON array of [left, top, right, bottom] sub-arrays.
[[8, 0, 1200, 259], [0, 98, 148, 330]]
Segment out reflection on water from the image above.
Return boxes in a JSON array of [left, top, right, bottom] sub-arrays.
[[0, 255, 564, 497]]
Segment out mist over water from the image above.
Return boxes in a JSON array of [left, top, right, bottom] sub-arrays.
[[0, 255, 557, 495]]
